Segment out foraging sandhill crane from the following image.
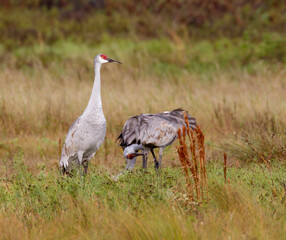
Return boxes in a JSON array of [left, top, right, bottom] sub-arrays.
[[117, 108, 197, 171], [59, 54, 121, 174]]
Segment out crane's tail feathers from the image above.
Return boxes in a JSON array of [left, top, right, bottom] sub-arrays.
[[60, 165, 67, 175], [116, 133, 122, 142], [59, 157, 69, 175]]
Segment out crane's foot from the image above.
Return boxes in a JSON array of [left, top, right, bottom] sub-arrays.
[[151, 148, 160, 172], [154, 161, 159, 170]]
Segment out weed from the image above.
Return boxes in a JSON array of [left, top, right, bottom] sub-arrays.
[[176, 112, 208, 205]]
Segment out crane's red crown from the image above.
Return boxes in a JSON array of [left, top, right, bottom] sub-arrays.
[[100, 54, 107, 60]]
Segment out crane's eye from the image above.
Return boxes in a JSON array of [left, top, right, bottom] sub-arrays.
[[100, 54, 107, 60]]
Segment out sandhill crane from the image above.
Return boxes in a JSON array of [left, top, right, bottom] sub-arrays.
[[117, 108, 197, 172], [59, 54, 121, 174]]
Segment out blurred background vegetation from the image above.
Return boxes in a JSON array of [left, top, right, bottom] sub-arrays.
[[0, 0, 285, 67]]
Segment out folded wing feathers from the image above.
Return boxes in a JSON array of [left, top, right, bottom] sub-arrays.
[[59, 117, 82, 168], [117, 115, 139, 146], [117, 108, 197, 148]]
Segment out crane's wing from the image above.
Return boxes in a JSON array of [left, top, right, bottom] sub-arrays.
[[117, 115, 140, 147], [117, 108, 197, 149], [59, 116, 83, 168], [136, 115, 180, 147], [154, 112, 186, 129]]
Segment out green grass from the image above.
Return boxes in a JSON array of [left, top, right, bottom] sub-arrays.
[[0, 151, 285, 239], [2, 34, 286, 72]]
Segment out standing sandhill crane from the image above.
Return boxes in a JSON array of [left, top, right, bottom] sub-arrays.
[[117, 108, 197, 171], [59, 54, 121, 174]]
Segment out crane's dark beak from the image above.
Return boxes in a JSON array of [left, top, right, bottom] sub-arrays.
[[134, 153, 144, 156], [107, 58, 122, 64]]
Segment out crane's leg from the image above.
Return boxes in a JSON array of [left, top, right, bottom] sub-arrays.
[[150, 148, 159, 170], [159, 147, 164, 168], [142, 155, 147, 169], [83, 153, 95, 175], [142, 149, 149, 169], [77, 151, 88, 175], [82, 160, 89, 175]]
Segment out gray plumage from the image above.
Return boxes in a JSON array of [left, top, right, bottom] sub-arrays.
[[59, 54, 121, 174], [117, 108, 197, 171]]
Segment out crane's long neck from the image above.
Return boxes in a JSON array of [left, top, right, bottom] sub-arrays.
[[126, 144, 144, 154], [133, 144, 145, 152], [85, 62, 102, 112]]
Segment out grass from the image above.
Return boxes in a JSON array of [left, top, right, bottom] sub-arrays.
[[0, 39, 285, 240], [0, 4, 286, 239], [1, 45, 285, 172], [0, 152, 285, 239]]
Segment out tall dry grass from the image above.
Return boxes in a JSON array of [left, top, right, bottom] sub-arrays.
[[0, 59, 286, 174]]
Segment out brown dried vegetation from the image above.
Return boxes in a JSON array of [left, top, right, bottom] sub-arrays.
[[176, 112, 208, 204]]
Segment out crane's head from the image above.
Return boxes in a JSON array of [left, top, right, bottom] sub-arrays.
[[95, 54, 122, 65], [123, 147, 144, 160], [123, 146, 144, 171]]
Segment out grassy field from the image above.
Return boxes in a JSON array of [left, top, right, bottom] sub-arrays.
[[1, 3, 286, 239]]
